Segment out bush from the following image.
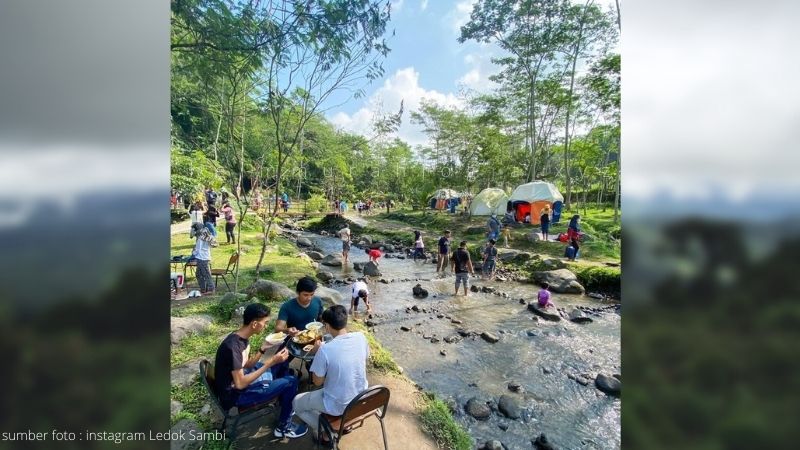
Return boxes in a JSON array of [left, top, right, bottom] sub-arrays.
[[171, 210, 189, 224], [306, 194, 328, 213], [576, 265, 621, 296]]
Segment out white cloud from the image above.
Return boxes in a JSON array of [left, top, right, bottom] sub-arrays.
[[328, 67, 463, 147], [456, 49, 500, 92], [420, 0, 428, 11], [444, 0, 477, 35], [391, 0, 404, 13]]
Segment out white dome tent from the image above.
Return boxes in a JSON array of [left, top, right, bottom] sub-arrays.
[[469, 188, 509, 216]]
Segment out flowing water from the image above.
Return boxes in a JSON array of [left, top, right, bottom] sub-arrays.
[[301, 232, 620, 449]]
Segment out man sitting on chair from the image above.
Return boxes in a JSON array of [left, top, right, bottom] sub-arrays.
[[292, 305, 369, 443], [213, 303, 308, 439]]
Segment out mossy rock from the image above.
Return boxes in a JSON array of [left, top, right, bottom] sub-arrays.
[[575, 266, 621, 297]]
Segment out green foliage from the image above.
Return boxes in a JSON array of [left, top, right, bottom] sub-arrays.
[[171, 146, 224, 198], [575, 265, 621, 294], [350, 322, 401, 374], [419, 396, 473, 450], [171, 210, 190, 224], [306, 194, 328, 212]]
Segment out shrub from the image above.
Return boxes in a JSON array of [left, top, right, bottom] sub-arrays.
[[576, 266, 621, 296], [306, 194, 328, 212]]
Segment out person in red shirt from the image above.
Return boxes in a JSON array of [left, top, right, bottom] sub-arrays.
[[365, 248, 382, 266]]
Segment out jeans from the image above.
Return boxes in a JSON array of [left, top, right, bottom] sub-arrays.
[[413, 247, 425, 261], [483, 260, 495, 275], [225, 222, 236, 243], [204, 222, 217, 237], [455, 272, 469, 290], [237, 361, 297, 426]]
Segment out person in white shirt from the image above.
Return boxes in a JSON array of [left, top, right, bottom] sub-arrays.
[[349, 278, 370, 316], [292, 305, 370, 443], [338, 226, 351, 265]]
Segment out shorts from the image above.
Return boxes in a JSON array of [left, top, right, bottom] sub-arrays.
[[342, 241, 351, 252], [455, 272, 470, 289], [483, 260, 496, 274], [351, 296, 369, 309]]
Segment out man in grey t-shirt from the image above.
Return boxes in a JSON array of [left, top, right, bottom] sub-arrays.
[[292, 305, 369, 439]]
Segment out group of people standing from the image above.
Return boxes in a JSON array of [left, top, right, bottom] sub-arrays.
[[189, 186, 238, 245]]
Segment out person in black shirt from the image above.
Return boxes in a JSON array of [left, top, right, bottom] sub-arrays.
[[451, 241, 475, 296], [540, 206, 551, 241], [213, 303, 308, 439], [436, 230, 452, 274]]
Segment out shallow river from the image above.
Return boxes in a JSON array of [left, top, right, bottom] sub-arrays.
[[301, 232, 620, 449]]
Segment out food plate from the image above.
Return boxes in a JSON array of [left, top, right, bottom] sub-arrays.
[[305, 321, 324, 332], [302, 344, 314, 352], [292, 329, 318, 345], [265, 332, 287, 345]]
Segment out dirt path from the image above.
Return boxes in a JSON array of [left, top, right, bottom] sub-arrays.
[[230, 371, 438, 450]]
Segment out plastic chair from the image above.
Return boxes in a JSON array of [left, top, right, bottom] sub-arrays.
[[317, 385, 390, 450]]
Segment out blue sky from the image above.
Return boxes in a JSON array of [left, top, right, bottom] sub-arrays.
[[327, 0, 499, 147]]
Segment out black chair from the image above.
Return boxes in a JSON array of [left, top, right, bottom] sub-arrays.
[[198, 359, 277, 448], [318, 385, 390, 450]]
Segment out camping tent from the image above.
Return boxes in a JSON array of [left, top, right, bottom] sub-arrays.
[[508, 181, 564, 224], [428, 188, 460, 210], [469, 188, 509, 216]]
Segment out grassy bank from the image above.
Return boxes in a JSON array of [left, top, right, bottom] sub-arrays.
[[419, 396, 473, 450]]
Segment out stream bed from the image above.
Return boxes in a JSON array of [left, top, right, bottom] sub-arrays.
[[299, 232, 620, 449]]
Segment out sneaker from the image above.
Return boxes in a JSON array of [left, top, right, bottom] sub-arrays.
[[274, 422, 308, 439]]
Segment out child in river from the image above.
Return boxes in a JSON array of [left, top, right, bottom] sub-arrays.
[[366, 248, 382, 266], [413, 230, 426, 261], [537, 282, 554, 308]]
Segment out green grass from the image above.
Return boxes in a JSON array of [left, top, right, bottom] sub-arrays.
[[419, 396, 473, 450], [350, 321, 402, 374]]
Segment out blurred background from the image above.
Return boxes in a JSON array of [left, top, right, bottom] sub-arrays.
[[1, 0, 799, 449], [0, 1, 169, 449], [622, 0, 800, 448]]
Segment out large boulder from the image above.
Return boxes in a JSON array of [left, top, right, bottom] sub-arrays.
[[363, 261, 382, 277], [532, 269, 585, 294], [170, 419, 205, 450], [171, 315, 213, 345], [245, 279, 294, 302], [171, 359, 203, 388], [497, 395, 521, 419], [511, 252, 533, 263], [315, 286, 344, 307], [296, 237, 313, 247], [316, 271, 334, 282], [595, 374, 621, 397], [306, 251, 325, 261], [360, 235, 373, 245], [321, 254, 343, 267], [497, 250, 521, 263], [541, 258, 567, 270], [569, 308, 593, 324], [219, 292, 248, 306], [527, 303, 562, 322], [382, 244, 396, 252], [465, 398, 492, 420]]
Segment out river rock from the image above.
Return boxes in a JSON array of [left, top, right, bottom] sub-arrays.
[[321, 254, 343, 267], [481, 440, 505, 450], [245, 279, 294, 302], [360, 235, 373, 245], [532, 433, 556, 450], [450, 318, 463, 325], [220, 292, 248, 306], [587, 292, 604, 299], [316, 271, 334, 282], [444, 335, 461, 344], [170, 419, 205, 450], [569, 308, 593, 324], [353, 261, 364, 271], [306, 251, 325, 261], [440, 349, 447, 356], [430, 337, 440, 343], [170, 360, 201, 388], [481, 286, 496, 293], [315, 286, 343, 307], [382, 244, 396, 252], [363, 261, 382, 276], [400, 326, 412, 332], [171, 316, 213, 345], [508, 381, 522, 392], [465, 398, 491, 420], [470, 285, 480, 292], [498, 423, 509, 431], [595, 374, 621, 397], [497, 250, 520, 262], [527, 303, 562, 321], [296, 237, 313, 247], [412, 284, 429, 298], [541, 258, 566, 270], [481, 332, 500, 343], [532, 269, 585, 294], [498, 395, 520, 419]]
